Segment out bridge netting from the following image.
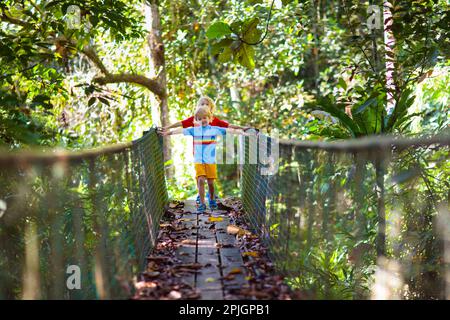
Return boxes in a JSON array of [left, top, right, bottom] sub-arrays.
[[240, 134, 450, 299], [1, 127, 449, 300], [0, 128, 167, 299]]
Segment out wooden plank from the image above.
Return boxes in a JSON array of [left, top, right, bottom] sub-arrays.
[[196, 213, 223, 299], [174, 202, 198, 289], [220, 248, 246, 292], [171, 200, 247, 300], [215, 219, 237, 247], [200, 289, 224, 300], [215, 218, 247, 294]]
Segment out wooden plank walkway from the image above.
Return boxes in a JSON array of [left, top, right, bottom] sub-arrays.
[[178, 200, 247, 300]]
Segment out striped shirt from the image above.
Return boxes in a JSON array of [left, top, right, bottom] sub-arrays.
[[183, 125, 226, 164]]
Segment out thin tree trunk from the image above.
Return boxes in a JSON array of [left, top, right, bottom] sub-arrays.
[[311, 0, 320, 93], [145, 1, 171, 165], [383, 1, 396, 116]]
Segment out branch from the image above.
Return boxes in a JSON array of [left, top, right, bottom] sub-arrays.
[[0, 9, 30, 27], [80, 46, 110, 75], [93, 74, 165, 98], [77, 44, 165, 98]]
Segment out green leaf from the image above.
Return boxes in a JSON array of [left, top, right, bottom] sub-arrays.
[[88, 97, 96, 107], [354, 97, 377, 114], [98, 97, 110, 106], [230, 20, 243, 33], [237, 44, 255, 70], [306, 96, 361, 138], [206, 22, 232, 39], [218, 46, 233, 63], [211, 38, 233, 56], [32, 94, 50, 104], [337, 78, 347, 91], [242, 18, 261, 43]]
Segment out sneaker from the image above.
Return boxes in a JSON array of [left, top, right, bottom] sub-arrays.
[[196, 192, 218, 205], [197, 203, 207, 213], [209, 199, 218, 210]]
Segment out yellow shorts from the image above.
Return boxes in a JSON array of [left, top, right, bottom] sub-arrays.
[[194, 163, 217, 179]]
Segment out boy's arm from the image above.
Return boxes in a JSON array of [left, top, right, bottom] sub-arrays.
[[228, 124, 252, 131], [162, 121, 182, 131], [225, 128, 257, 136], [161, 127, 183, 136]]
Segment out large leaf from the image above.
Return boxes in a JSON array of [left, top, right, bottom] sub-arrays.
[[206, 22, 232, 39], [242, 18, 262, 43], [307, 97, 361, 137], [210, 38, 233, 56], [218, 46, 233, 63], [236, 44, 255, 70], [354, 97, 377, 114], [386, 88, 415, 132]]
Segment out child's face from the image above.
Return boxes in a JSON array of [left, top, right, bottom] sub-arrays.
[[195, 116, 210, 126], [198, 100, 212, 111]]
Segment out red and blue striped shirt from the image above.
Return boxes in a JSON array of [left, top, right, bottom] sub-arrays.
[[183, 125, 227, 164]]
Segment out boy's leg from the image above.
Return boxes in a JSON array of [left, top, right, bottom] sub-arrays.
[[207, 178, 215, 200], [205, 164, 218, 209], [195, 163, 207, 206], [197, 176, 206, 204]]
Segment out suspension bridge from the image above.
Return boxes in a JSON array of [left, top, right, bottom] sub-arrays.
[[0, 128, 449, 299]]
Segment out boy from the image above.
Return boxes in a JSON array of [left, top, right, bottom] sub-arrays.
[[161, 106, 253, 213], [160, 96, 251, 204]]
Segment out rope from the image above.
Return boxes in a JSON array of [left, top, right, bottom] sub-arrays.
[[278, 134, 450, 151]]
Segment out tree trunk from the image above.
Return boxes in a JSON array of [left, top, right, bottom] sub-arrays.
[[310, 0, 320, 93], [383, 1, 396, 116], [145, 1, 171, 164]]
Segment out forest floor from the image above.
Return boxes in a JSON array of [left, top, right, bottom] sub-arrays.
[[132, 198, 297, 300]]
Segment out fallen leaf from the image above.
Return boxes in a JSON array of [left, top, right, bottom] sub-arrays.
[[168, 290, 182, 299], [226, 224, 250, 236], [243, 251, 259, 258], [135, 281, 157, 290], [181, 239, 197, 245], [147, 261, 159, 271], [222, 274, 235, 281], [221, 243, 235, 248], [176, 268, 200, 273], [144, 271, 160, 278], [208, 216, 224, 222], [228, 268, 242, 275], [147, 255, 169, 262], [160, 223, 172, 228], [205, 277, 216, 283], [177, 263, 203, 270]]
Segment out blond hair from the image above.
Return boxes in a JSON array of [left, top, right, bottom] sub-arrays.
[[194, 106, 212, 121], [196, 96, 216, 113]]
